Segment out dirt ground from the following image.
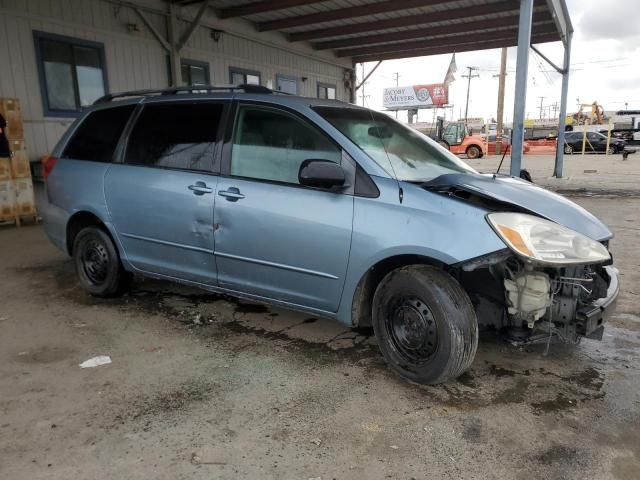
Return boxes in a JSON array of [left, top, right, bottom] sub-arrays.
[[1, 176, 639, 479]]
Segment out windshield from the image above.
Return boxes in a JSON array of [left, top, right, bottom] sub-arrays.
[[314, 106, 476, 182]]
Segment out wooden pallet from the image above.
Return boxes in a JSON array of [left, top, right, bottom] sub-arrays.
[[0, 214, 38, 228]]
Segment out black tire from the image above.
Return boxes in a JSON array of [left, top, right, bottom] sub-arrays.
[[73, 226, 129, 297], [372, 265, 478, 384], [564, 144, 574, 154], [607, 145, 617, 155], [466, 145, 481, 159]]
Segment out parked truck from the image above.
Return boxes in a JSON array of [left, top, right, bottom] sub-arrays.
[[415, 118, 526, 158]]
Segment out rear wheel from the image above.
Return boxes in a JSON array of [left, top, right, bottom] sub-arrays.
[[564, 144, 574, 154], [73, 226, 129, 297], [607, 145, 617, 154], [466, 145, 481, 159], [372, 265, 478, 384]]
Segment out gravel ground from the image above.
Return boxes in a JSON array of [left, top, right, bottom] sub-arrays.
[[0, 176, 639, 479]]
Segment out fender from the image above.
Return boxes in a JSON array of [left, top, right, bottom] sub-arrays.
[[334, 178, 507, 325]]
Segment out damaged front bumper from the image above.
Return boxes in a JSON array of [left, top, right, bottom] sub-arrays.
[[458, 252, 620, 345], [575, 266, 619, 340], [504, 262, 619, 344]]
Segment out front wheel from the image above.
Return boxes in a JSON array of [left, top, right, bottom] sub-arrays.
[[466, 145, 481, 159], [564, 144, 574, 154], [372, 265, 478, 384], [607, 145, 617, 155], [73, 226, 129, 297]]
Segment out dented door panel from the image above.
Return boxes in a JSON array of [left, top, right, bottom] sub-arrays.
[[104, 164, 217, 285]]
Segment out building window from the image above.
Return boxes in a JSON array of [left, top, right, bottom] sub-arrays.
[[33, 31, 108, 117], [317, 82, 336, 100], [230, 67, 261, 86], [181, 59, 210, 86], [166, 58, 210, 86], [276, 74, 298, 95]]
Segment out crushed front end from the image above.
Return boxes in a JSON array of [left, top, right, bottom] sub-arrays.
[[496, 257, 616, 343], [457, 250, 618, 345], [422, 174, 619, 345]]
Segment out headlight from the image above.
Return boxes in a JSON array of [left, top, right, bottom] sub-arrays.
[[487, 212, 610, 265]]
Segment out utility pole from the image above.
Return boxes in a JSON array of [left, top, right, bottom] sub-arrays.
[[495, 48, 508, 155], [393, 72, 400, 119], [462, 66, 479, 124], [538, 96, 545, 120]]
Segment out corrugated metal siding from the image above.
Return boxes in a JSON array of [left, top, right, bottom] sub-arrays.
[[0, 0, 353, 158]]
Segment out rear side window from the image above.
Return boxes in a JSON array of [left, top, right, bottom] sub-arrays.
[[125, 102, 223, 172], [62, 105, 134, 162]]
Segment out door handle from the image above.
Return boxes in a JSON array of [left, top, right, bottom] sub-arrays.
[[218, 187, 245, 202], [188, 181, 213, 196]]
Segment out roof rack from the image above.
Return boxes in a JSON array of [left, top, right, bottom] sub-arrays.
[[93, 83, 284, 105]]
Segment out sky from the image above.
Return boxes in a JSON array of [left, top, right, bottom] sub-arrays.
[[357, 0, 640, 124]]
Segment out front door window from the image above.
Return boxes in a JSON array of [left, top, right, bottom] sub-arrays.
[[230, 105, 341, 184]]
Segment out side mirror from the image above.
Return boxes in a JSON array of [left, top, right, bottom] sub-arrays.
[[298, 159, 346, 189], [368, 126, 392, 139]]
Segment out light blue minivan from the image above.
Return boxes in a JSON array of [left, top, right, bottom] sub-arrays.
[[43, 85, 618, 384]]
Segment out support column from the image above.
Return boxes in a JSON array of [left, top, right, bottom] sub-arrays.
[[510, 0, 534, 177], [496, 47, 508, 155], [554, 32, 573, 177], [167, 2, 182, 87]]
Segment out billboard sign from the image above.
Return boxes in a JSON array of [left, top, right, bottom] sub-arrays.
[[383, 84, 448, 110]]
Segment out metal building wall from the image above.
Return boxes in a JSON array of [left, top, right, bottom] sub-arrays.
[[0, 0, 353, 159]]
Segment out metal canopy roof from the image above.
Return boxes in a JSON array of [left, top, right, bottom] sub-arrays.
[[174, 0, 572, 63]]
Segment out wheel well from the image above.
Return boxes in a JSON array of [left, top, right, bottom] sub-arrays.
[[66, 211, 105, 255], [351, 254, 446, 328]]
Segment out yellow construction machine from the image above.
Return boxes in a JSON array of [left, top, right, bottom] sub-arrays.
[[573, 101, 607, 125]]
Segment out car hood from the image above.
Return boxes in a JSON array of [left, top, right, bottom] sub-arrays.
[[422, 173, 613, 241]]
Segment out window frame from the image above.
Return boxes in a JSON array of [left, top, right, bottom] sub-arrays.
[[317, 82, 337, 100], [229, 67, 261, 86], [116, 98, 230, 175], [33, 30, 109, 118], [220, 100, 355, 195], [276, 74, 298, 95]]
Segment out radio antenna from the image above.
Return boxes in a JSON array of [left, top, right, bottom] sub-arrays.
[[363, 96, 403, 203]]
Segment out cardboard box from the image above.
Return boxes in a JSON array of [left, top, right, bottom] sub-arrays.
[[13, 178, 36, 217], [0, 98, 24, 141], [10, 149, 31, 179], [0, 157, 11, 180], [0, 180, 16, 221], [9, 139, 24, 152]]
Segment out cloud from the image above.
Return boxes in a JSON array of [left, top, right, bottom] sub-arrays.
[[577, 0, 640, 42], [360, 0, 640, 121]]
